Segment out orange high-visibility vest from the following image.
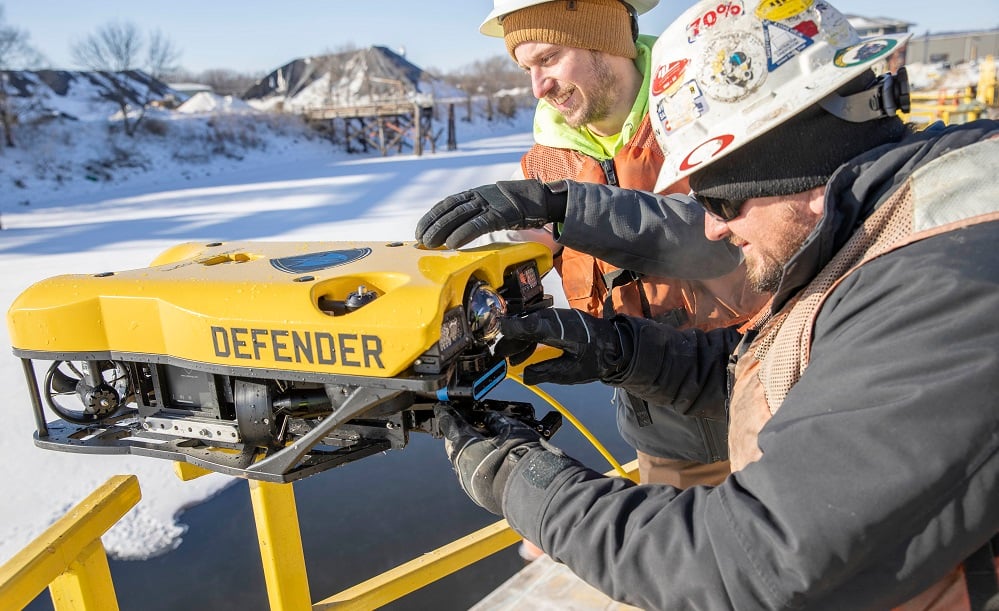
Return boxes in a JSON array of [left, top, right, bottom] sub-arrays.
[[521, 114, 766, 328]]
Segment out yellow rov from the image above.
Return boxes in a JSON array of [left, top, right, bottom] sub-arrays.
[[7, 239, 559, 483]]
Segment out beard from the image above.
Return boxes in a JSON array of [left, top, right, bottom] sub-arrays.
[[555, 51, 617, 129], [738, 202, 817, 294]]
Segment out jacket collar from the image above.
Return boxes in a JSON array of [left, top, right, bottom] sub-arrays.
[[770, 120, 999, 310]]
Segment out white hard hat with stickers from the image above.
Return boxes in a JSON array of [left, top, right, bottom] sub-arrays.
[[480, 0, 660, 37], [650, 0, 912, 192]]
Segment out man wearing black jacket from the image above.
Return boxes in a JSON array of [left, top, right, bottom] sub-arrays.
[[420, 0, 999, 608]]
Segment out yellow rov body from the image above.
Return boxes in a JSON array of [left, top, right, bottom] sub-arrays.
[[7, 240, 557, 482]]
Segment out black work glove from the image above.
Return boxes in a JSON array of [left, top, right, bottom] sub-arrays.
[[416, 179, 568, 249], [494, 308, 632, 386], [435, 405, 546, 516]]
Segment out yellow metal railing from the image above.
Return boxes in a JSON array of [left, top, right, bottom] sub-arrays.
[[314, 519, 522, 610], [314, 459, 639, 610], [0, 474, 140, 611], [903, 87, 985, 125], [1, 460, 638, 611]]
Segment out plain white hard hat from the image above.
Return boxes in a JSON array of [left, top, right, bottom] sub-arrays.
[[649, 0, 911, 192], [480, 0, 660, 37]]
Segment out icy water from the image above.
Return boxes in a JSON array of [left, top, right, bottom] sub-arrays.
[[26, 380, 629, 610]]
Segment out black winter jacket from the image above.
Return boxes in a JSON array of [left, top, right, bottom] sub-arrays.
[[503, 121, 999, 610]]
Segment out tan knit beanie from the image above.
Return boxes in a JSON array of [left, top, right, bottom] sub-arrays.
[[502, 0, 636, 60]]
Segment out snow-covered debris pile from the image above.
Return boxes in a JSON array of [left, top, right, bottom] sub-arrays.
[[1, 69, 178, 121], [243, 45, 463, 113]]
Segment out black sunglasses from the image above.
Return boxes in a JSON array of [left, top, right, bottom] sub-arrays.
[[693, 194, 745, 222]]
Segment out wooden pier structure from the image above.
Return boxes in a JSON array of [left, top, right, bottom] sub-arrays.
[[304, 100, 457, 157]]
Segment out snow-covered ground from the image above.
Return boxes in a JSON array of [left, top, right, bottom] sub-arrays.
[[0, 101, 544, 564]]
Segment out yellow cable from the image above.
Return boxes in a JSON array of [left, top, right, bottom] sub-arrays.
[[507, 373, 630, 479]]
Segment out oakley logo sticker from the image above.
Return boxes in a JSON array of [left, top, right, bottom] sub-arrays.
[[680, 135, 736, 172]]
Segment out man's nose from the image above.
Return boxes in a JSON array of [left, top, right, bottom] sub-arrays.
[[530, 69, 553, 99], [703, 212, 731, 241]]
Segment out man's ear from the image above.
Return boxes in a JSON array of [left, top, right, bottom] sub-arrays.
[[807, 186, 827, 216]]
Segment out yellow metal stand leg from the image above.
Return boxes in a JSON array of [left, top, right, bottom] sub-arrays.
[[48, 540, 119, 611], [248, 480, 312, 611]]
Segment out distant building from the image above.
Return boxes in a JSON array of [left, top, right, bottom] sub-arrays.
[[845, 14, 999, 68], [905, 29, 999, 65]]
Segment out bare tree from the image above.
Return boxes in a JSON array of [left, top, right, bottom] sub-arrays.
[[146, 29, 180, 79], [72, 21, 141, 72], [0, 4, 44, 148], [441, 54, 532, 121], [71, 21, 181, 136]]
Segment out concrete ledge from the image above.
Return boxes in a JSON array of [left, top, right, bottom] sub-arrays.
[[471, 554, 643, 611]]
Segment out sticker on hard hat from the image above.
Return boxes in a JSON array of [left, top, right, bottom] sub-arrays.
[[698, 33, 767, 102], [815, 2, 855, 47], [656, 80, 708, 133], [754, 0, 812, 22], [834, 38, 898, 67], [679, 134, 736, 172], [652, 59, 689, 96], [791, 19, 818, 38], [270, 248, 372, 274], [763, 20, 813, 71], [686, 0, 744, 43]]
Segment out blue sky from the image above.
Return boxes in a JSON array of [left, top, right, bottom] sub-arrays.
[[6, 0, 998, 74]]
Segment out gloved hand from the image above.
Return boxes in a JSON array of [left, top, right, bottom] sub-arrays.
[[494, 308, 631, 386], [416, 179, 568, 249], [435, 405, 545, 516]]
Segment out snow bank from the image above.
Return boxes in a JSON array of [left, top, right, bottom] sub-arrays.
[[177, 92, 258, 114]]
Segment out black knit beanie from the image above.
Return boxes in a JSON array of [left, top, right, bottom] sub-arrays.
[[689, 73, 908, 200]]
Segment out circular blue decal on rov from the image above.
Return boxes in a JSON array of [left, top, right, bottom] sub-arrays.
[[270, 248, 372, 274]]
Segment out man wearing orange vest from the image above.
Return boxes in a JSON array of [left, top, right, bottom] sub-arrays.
[[428, 0, 999, 608], [421, 0, 767, 494]]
